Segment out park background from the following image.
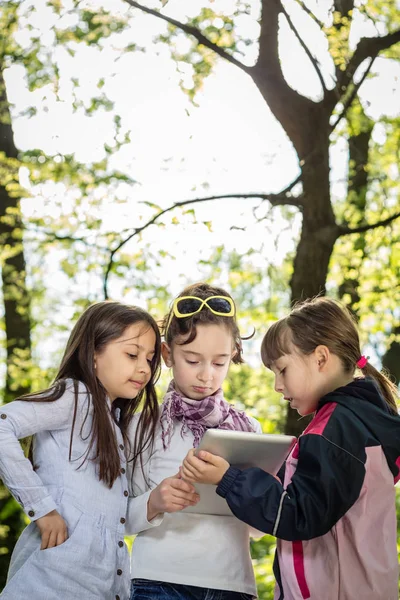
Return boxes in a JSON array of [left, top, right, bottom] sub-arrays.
[[0, 0, 399, 596]]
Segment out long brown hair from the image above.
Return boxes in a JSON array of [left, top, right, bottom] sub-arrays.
[[163, 282, 245, 363], [19, 301, 162, 488], [261, 296, 399, 414]]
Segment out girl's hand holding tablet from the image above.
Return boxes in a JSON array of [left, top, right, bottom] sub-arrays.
[[147, 472, 200, 520], [181, 448, 229, 485]]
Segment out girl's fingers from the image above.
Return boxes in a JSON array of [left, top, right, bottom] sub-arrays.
[[50, 530, 60, 548], [182, 457, 203, 477], [197, 451, 225, 469], [40, 531, 50, 550], [186, 454, 207, 473], [185, 451, 200, 467], [170, 496, 199, 511], [46, 530, 58, 549], [170, 478, 196, 493], [159, 487, 199, 510], [171, 489, 199, 503], [180, 465, 197, 482], [183, 463, 203, 479], [56, 529, 68, 547], [197, 450, 213, 461], [163, 497, 189, 511], [169, 503, 188, 512]]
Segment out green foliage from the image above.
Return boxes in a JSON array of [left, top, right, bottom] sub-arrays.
[[54, 8, 129, 47], [224, 363, 286, 433], [330, 107, 400, 340], [0, 153, 26, 200], [251, 536, 276, 598], [158, 6, 246, 100], [0, 486, 27, 588], [1, 1, 130, 92], [195, 244, 293, 324]]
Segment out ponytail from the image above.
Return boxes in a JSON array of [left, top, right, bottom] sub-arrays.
[[359, 362, 399, 415]]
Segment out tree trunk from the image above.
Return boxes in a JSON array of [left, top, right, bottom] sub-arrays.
[[0, 69, 32, 402], [0, 192, 32, 402], [0, 66, 32, 590], [250, 15, 342, 435], [284, 142, 340, 434], [338, 104, 372, 308]]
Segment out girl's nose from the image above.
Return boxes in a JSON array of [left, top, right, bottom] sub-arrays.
[[138, 357, 151, 375], [274, 377, 283, 394], [198, 366, 213, 382]]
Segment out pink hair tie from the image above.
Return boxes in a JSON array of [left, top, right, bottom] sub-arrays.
[[356, 355, 368, 369]]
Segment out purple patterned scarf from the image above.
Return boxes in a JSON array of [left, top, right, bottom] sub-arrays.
[[160, 380, 256, 450]]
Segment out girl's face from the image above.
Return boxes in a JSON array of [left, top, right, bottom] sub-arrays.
[[270, 346, 323, 416], [95, 321, 156, 401], [162, 323, 235, 400]]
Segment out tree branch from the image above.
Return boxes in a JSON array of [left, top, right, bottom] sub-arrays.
[[252, 0, 320, 159], [330, 57, 375, 132], [338, 211, 400, 236], [123, 0, 250, 74], [278, 0, 327, 95], [295, 0, 324, 29], [103, 178, 303, 298], [24, 225, 107, 250], [337, 29, 400, 97], [323, 0, 355, 110]]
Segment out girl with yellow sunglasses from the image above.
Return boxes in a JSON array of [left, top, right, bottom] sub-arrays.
[[126, 282, 261, 600]]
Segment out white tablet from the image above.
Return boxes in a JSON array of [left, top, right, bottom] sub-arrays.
[[184, 430, 296, 516]]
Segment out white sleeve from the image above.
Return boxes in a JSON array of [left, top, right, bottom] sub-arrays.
[[0, 383, 79, 520], [125, 416, 164, 535]]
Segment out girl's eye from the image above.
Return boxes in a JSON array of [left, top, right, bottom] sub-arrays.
[[280, 368, 286, 375], [186, 360, 198, 365], [147, 359, 153, 365], [214, 363, 226, 367], [127, 354, 137, 359]]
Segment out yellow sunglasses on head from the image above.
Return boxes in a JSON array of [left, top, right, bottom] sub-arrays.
[[172, 295, 235, 318], [164, 295, 235, 338]]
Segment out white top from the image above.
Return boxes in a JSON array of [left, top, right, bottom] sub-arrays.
[[0, 380, 130, 600], [126, 412, 262, 596]]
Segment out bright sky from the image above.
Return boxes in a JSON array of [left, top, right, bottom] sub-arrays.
[[3, 0, 400, 366]]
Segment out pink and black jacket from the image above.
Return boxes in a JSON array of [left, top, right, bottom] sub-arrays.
[[216, 379, 400, 600]]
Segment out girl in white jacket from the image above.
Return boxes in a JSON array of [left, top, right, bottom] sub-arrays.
[[0, 301, 161, 600]]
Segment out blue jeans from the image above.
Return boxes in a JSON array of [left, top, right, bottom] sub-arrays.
[[130, 579, 255, 600]]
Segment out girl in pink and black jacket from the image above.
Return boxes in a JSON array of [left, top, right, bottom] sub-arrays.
[[182, 297, 400, 600]]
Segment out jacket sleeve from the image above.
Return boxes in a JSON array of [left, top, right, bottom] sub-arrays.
[[0, 384, 78, 521], [216, 433, 366, 541], [125, 416, 164, 535]]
